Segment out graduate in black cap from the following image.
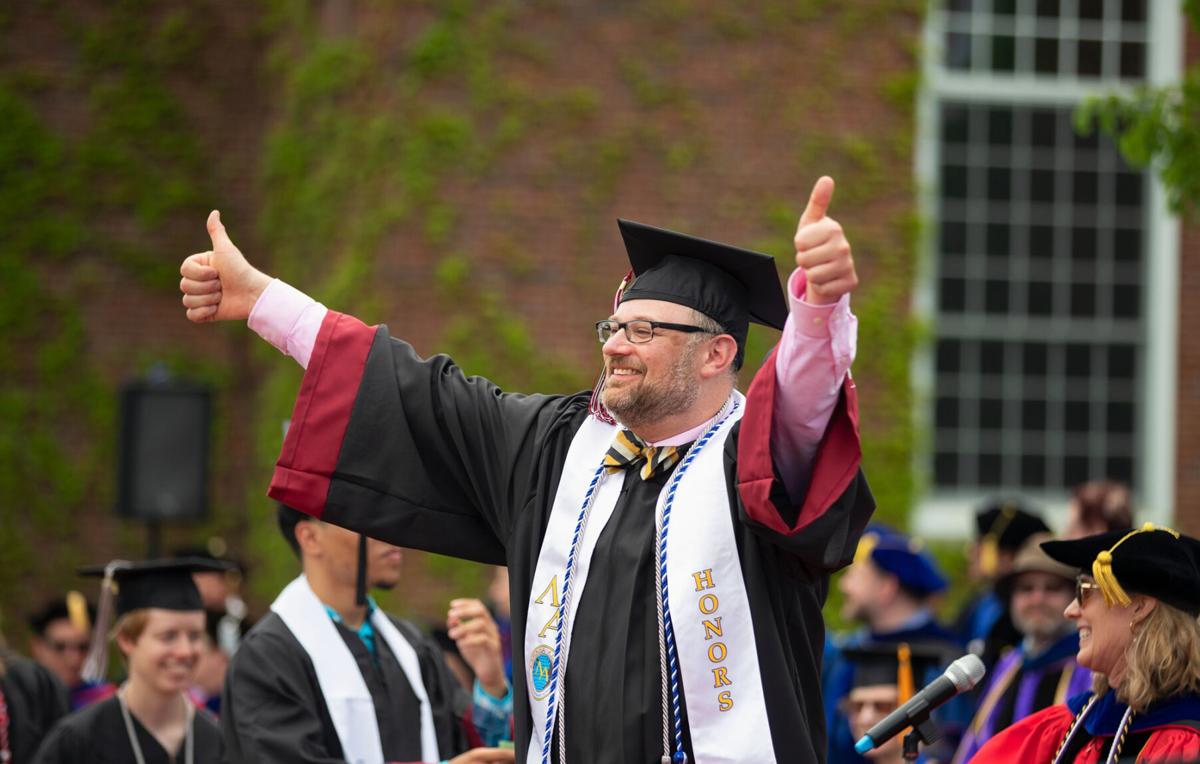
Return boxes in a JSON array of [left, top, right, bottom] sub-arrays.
[[178, 176, 874, 763], [954, 497, 1049, 658], [839, 642, 959, 764], [33, 559, 228, 764], [973, 524, 1200, 762]]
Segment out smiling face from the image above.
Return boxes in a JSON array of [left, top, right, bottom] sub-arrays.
[[118, 609, 206, 695], [1065, 574, 1138, 683], [1010, 571, 1075, 643], [600, 299, 708, 431]]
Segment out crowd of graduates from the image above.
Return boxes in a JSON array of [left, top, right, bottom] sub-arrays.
[[6, 477, 1200, 763]]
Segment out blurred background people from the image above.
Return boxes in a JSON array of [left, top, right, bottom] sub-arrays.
[[0, 622, 68, 764], [34, 559, 227, 763], [840, 642, 956, 764], [824, 523, 963, 764], [28, 594, 115, 710], [954, 498, 1049, 663], [972, 525, 1200, 762], [952, 533, 1092, 762], [221, 504, 514, 764], [1062, 480, 1135, 540]]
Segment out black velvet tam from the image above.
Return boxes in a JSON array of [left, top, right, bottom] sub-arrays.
[[1041, 528, 1200, 616], [974, 498, 1049, 550]]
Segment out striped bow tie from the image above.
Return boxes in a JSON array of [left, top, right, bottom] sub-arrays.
[[603, 429, 684, 480]]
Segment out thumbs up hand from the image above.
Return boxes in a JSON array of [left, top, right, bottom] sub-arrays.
[[179, 211, 271, 322], [793, 177, 858, 305]]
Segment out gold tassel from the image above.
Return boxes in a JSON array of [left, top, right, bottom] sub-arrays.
[[1091, 522, 1179, 608], [896, 643, 915, 703], [65, 590, 90, 633], [979, 506, 1017, 578], [853, 533, 878, 566]]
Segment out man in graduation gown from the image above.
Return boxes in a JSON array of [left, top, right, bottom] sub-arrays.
[[179, 176, 874, 763], [823, 524, 964, 764], [222, 504, 514, 763], [952, 533, 1092, 762]]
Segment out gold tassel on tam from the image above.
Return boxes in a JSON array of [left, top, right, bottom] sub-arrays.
[[979, 506, 1017, 578], [1091, 522, 1180, 608], [854, 533, 879, 566]]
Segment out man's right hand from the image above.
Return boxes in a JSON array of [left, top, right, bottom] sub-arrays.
[[447, 747, 516, 763], [179, 210, 272, 322]]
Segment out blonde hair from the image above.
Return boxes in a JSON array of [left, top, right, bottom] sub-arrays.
[[112, 610, 151, 656], [1092, 601, 1200, 712]]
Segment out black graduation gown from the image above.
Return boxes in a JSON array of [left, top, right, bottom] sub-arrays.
[[269, 311, 874, 764], [0, 648, 68, 763], [32, 695, 222, 764], [222, 610, 473, 763]]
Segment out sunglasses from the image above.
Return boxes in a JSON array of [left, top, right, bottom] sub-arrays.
[[1075, 576, 1100, 605]]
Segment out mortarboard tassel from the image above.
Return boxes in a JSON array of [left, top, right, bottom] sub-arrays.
[[82, 560, 125, 683], [853, 532, 878, 566], [896, 643, 915, 704], [355, 533, 368, 607], [979, 506, 1017, 578], [66, 590, 90, 633], [1092, 522, 1179, 608], [588, 269, 635, 425]]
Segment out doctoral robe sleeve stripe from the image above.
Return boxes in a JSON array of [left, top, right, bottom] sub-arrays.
[[736, 345, 862, 537], [269, 310, 377, 518]]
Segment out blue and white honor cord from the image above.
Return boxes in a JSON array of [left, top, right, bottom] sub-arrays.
[[539, 395, 738, 764]]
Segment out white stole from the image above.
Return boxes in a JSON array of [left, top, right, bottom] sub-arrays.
[[271, 575, 440, 764], [524, 391, 776, 763]]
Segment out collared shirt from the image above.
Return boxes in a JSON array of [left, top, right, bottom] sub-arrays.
[[323, 598, 513, 749]]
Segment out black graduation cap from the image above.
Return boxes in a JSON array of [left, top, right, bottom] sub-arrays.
[[28, 592, 95, 636], [78, 558, 232, 617], [617, 219, 788, 370], [841, 642, 955, 691], [1041, 523, 1200, 616], [974, 497, 1049, 549]]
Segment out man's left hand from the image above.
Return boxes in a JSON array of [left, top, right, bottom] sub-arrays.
[[794, 176, 859, 305], [447, 598, 507, 698]]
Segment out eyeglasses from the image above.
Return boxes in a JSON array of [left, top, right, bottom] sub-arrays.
[[595, 319, 714, 344], [1075, 576, 1100, 605]]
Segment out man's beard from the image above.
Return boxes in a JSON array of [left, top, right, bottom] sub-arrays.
[[1013, 608, 1073, 642], [601, 342, 701, 432]]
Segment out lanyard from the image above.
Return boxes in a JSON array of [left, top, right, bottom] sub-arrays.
[[117, 686, 194, 764]]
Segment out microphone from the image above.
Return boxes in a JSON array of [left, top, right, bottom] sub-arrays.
[[854, 654, 985, 754]]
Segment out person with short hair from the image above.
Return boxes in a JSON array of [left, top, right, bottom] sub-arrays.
[[952, 533, 1093, 762], [28, 595, 116, 710], [178, 177, 873, 763], [824, 524, 964, 764], [972, 525, 1200, 762], [221, 504, 514, 764], [34, 559, 228, 764]]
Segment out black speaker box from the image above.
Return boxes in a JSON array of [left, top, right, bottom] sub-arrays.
[[116, 383, 211, 522]]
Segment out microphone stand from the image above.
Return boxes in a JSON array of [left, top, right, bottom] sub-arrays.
[[901, 717, 941, 762]]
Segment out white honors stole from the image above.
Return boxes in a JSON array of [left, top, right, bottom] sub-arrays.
[[525, 391, 776, 763], [271, 575, 441, 764]]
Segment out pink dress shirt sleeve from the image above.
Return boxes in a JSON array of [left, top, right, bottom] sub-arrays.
[[772, 269, 857, 503], [247, 279, 328, 370]]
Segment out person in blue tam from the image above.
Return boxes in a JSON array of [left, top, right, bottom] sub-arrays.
[[823, 524, 966, 764]]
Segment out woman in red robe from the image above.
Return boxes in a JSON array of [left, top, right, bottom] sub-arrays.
[[971, 524, 1200, 763]]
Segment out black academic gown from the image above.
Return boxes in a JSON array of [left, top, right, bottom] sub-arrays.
[[222, 610, 473, 763], [0, 648, 68, 763], [269, 311, 874, 764], [33, 695, 222, 764]]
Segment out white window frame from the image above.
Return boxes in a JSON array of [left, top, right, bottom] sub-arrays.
[[912, 0, 1182, 537]]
